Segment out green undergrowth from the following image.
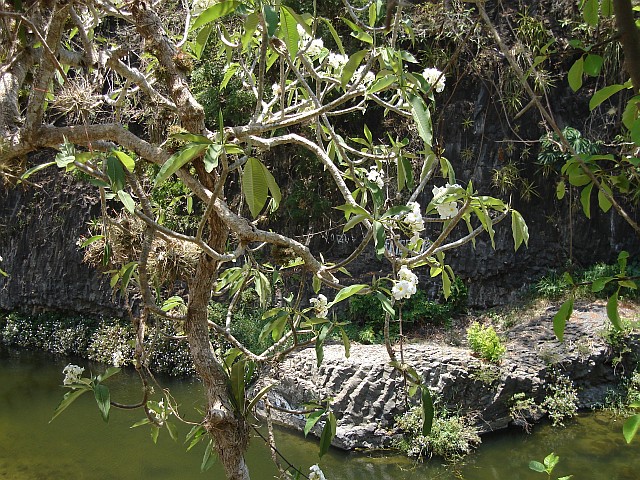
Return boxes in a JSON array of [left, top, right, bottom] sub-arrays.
[[394, 403, 481, 461]]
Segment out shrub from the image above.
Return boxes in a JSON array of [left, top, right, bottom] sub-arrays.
[[466, 322, 506, 363], [542, 373, 578, 427], [394, 405, 481, 461]]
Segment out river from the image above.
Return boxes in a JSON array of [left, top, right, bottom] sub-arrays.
[[0, 347, 638, 479]]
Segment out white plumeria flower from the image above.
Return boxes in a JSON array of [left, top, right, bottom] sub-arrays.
[[392, 266, 418, 300], [271, 82, 282, 96], [436, 201, 459, 219], [327, 52, 348, 71], [306, 38, 324, 57], [398, 265, 418, 285], [403, 208, 424, 233], [366, 166, 384, 189], [422, 67, 446, 93], [62, 364, 84, 385], [354, 66, 375, 86], [310, 294, 329, 318], [309, 464, 327, 480], [392, 279, 413, 300]]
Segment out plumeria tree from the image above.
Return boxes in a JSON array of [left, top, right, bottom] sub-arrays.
[[0, 0, 528, 479]]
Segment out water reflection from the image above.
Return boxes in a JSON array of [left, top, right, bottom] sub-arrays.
[[1, 347, 638, 480]]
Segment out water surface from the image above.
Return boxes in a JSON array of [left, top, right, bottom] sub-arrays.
[[1, 348, 638, 479]]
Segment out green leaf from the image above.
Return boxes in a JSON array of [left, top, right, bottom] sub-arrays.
[[193, 23, 213, 59], [201, 439, 217, 471], [315, 324, 330, 367], [263, 5, 279, 38], [94, 384, 111, 422], [246, 383, 276, 414], [98, 367, 121, 383], [584, 54, 603, 77], [580, 183, 594, 218], [204, 144, 223, 173], [397, 156, 413, 192], [367, 74, 396, 94], [113, 150, 135, 172], [556, 180, 566, 200], [630, 118, 640, 146], [598, 184, 613, 213], [304, 409, 324, 436], [340, 50, 368, 89], [229, 359, 246, 414], [165, 421, 178, 442], [318, 411, 336, 458], [50, 388, 89, 423], [80, 235, 104, 248], [583, 0, 598, 26], [339, 326, 351, 358], [409, 95, 432, 147], [334, 203, 370, 219], [544, 452, 559, 471], [553, 298, 574, 342], [119, 262, 137, 294], [151, 424, 160, 444], [528, 460, 546, 473], [589, 83, 630, 111], [279, 6, 299, 59], [511, 210, 529, 251], [421, 386, 434, 436], [319, 17, 345, 55], [375, 291, 395, 317], [19, 161, 56, 182], [192, 1, 241, 30], [242, 157, 269, 218], [106, 155, 126, 192], [373, 220, 385, 258], [261, 162, 281, 211], [343, 214, 367, 232], [117, 190, 135, 214], [607, 289, 622, 330], [154, 143, 208, 185], [568, 56, 584, 92], [591, 276, 613, 292], [331, 284, 367, 305]]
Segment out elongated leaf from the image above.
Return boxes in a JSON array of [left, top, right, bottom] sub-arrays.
[[279, 6, 299, 59], [318, 411, 336, 458], [98, 367, 121, 383], [50, 388, 89, 423], [242, 157, 269, 218], [204, 144, 223, 173], [261, 162, 281, 211], [331, 284, 367, 305], [580, 183, 594, 218], [598, 185, 613, 213], [529, 460, 546, 473], [80, 235, 104, 248], [340, 50, 368, 89], [304, 409, 324, 436], [117, 190, 135, 214], [511, 210, 529, 251], [624, 414, 640, 443], [339, 326, 351, 358], [583, 0, 598, 25], [568, 56, 584, 92], [421, 386, 434, 436], [113, 150, 135, 172], [375, 291, 395, 317], [201, 439, 217, 471], [193, 23, 213, 59], [230, 360, 246, 414], [315, 324, 330, 367], [343, 213, 367, 232], [553, 298, 574, 342], [589, 83, 630, 111], [373, 220, 385, 258], [154, 143, 208, 185], [192, 1, 241, 30], [367, 74, 396, 94], [607, 288, 622, 330], [263, 5, 279, 37], [409, 95, 432, 147], [591, 276, 613, 292], [246, 383, 276, 414], [94, 384, 111, 422], [106, 155, 126, 191], [334, 203, 370, 219], [19, 161, 56, 182], [320, 17, 345, 55]]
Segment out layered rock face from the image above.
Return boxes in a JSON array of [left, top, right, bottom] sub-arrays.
[[261, 302, 638, 450]]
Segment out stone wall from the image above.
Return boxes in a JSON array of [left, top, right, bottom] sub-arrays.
[[260, 302, 639, 450]]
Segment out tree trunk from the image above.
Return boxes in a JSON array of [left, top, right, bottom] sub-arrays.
[[184, 213, 250, 480], [613, 0, 640, 93]]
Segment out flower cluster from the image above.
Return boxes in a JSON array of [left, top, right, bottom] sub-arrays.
[[297, 25, 324, 57], [355, 66, 376, 86], [422, 67, 446, 93], [327, 52, 348, 72], [310, 294, 329, 318], [309, 464, 327, 480], [366, 165, 384, 189], [392, 265, 419, 301], [63, 364, 84, 386], [403, 202, 425, 241], [112, 350, 125, 367], [432, 183, 461, 219]]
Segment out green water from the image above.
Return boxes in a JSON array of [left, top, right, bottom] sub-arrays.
[[1, 348, 638, 480]]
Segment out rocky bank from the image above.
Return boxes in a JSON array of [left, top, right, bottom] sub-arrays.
[[260, 301, 640, 450]]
